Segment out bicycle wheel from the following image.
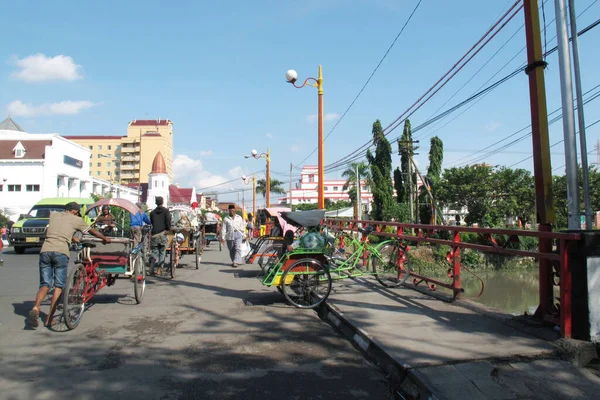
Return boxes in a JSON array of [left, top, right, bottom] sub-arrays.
[[281, 258, 332, 309], [63, 263, 87, 330], [371, 242, 412, 288], [133, 255, 146, 304], [170, 241, 177, 279], [257, 244, 282, 271]]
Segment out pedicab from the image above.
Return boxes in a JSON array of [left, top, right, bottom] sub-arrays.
[[200, 212, 222, 251], [245, 207, 294, 265], [59, 198, 147, 330], [255, 209, 411, 309], [166, 205, 203, 276]]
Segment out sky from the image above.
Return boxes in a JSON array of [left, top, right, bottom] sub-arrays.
[[1, 0, 599, 207]]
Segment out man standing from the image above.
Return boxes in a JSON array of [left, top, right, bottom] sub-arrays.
[[130, 202, 151, 247], [27, 202, 110, 328], [221, 204, 245, 267], [149, 196, 171, 275]]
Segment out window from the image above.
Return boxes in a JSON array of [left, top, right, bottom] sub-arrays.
[[8, 184, 21, 192], [88, 146, 93, 150], [108, 145, 112, 150], [26, 184, 40, 192], [97, 154, 102, 158], [106, 162, 111, 167], [309, 175, 314, 183], [97, 145, 102, 150], [115, 162, 120, 167], [105, 153, 110, 158], [96, 171, 101, 176], [333, 186, 339, 191], [0, 185, 2, 191], [362, 186, 367, 191], [97, 162, 101, 167], [89, 162, 92, 167], [324, 186, 329, 191], [107, 171, 111, 176]]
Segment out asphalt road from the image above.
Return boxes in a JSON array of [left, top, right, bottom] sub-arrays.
[[0, 244, 392, 400]]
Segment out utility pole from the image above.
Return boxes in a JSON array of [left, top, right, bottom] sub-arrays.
[[356, 164, 361, 220], [568, 0, 592, 229], [289, 163, 292, 208], [554, 0, 580, 229]]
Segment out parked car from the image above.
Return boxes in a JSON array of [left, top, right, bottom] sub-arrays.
[[10, 197, 97, 254]]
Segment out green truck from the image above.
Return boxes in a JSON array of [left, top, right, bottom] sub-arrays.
[[10, 197, 97, 254]]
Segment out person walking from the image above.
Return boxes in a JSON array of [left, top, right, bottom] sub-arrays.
[[149, 196, 171, 275], [221, 204, 245, 267], [246, 215, 254, 240], [27, 202, 110, 328], [130, 202, 151, 247]]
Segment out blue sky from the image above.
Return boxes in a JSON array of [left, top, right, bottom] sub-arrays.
[[2, 0, 599, 206]]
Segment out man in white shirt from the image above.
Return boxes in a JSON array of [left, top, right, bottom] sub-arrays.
[[221, 204, 246, 267]]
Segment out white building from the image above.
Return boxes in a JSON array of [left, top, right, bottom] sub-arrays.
[[280, 165, 374, 209], [0, 118, 139, 221]]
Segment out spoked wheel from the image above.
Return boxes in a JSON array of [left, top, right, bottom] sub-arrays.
[[133, 255, 146, 304], [281, 258, 332, 309], [195, 239, 201, 270], [170, 242, 177, 279], [63, 263, 87, 330], [372, 243, 412, 288], [257, 245, 282, 271]]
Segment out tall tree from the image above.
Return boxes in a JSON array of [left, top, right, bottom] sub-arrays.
[[256, 178, 286, 198], [393, 167, 405, 203], [342, 161, 371, 204], [366, 119, 393, 221], [553, 166, 600, 229], [420, 136, 444, 224], [398, 119, 414, 203]]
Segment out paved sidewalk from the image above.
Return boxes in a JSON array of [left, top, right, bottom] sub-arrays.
[[320, 276, 600, 399]]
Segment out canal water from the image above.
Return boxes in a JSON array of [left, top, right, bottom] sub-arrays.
[[458, 269, 541, 315]]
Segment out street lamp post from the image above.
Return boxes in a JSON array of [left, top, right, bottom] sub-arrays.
[[285, 65, 324, 209], [242, 174, 257, 224], [245, 149, 270, 208]]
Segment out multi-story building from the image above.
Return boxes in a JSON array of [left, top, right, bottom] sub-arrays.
[[64, 119, 173, 185], [0, 118, 139, 221], [281, 165, 374, 209]]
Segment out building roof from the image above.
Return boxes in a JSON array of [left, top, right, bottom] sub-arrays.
[[64, 135, 124, 140], [129, 119, 171, 126], [0, 117, 25, 132], [0, 140, 51, 159], [151, 152, 167, 174], [142, 132, 161, 137], [169, 185, 199, 204]]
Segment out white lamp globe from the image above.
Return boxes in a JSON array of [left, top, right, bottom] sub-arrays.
[[285, 69, 298, 83], [251, 149, 258, 156]]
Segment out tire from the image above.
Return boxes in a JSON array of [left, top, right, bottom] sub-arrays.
[[372, 243, 412, 288], [195, 240, 201, 270], [63, 263, 87, 330], [14, 246, 25, 254], [170, 242, 176, 279], [281, 258, 332, 309], [133, 255, 146, 304]]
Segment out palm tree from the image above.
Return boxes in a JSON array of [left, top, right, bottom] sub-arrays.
[[342, 162, 371, 218], [256, 178, 286, 198]]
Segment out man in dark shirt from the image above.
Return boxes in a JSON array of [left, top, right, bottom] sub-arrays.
[[149, 196, 171, 275]]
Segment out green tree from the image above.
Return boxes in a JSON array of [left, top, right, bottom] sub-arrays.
[[393, 167, 405, 203], [342, 161, 371, 203], [493, 167, 535, 226], [553, 166, 600, 229], [256, 178, 286, 198], [366, 119, 394, 221], [438, 164, 498, 226], [420, 136, 444, 224], [398, 119, 415, 203], [0, 210, 9, 227]]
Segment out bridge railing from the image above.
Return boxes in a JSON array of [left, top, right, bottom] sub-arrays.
[[325, 218, 581, 338]]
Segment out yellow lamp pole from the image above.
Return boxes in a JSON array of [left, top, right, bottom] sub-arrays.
[[286, 66, 325, 209], [242, 174, 257, 224], [245, 149, 271, 208]]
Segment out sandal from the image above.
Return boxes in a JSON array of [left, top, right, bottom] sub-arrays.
[[27, 309, 39, 328]]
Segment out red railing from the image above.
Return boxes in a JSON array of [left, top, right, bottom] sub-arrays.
[[326, 218, 581, 338]]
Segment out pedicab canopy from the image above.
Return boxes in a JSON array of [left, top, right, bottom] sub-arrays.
[[88, 198, 141, 215], [169, 205, 200, 229]]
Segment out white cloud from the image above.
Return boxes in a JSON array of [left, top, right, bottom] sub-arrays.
[[6, 100, 98, 117], [265, 133, 273, 138], [11, 54, 83, 82], [173, 154, 245, 191], [484, 121, 502, 132], [306, 112, 341, 123], [198, 150, 213, 156], [290, 144, 301, 153]]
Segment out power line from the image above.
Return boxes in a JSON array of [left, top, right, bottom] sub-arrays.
[[323, 15, 600, 173], [290, 0, 424, 170], [324, 1, 523, 172]]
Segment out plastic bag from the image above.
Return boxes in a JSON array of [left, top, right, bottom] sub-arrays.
[[240, 240, 251, 259]]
